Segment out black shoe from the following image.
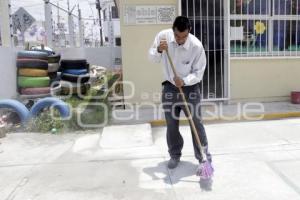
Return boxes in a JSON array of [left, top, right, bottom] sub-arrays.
[[167, 158, 180, 169]]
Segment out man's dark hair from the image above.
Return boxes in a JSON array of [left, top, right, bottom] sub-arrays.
[[172, 16, 191, 32]]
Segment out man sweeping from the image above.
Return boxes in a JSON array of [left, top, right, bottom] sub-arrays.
[[148, 16, 213, 178]]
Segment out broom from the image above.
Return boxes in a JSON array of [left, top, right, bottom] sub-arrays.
[[165, 49, 214, 180]]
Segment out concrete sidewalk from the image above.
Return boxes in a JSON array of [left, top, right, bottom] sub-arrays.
[[1, 118, 300, 199]]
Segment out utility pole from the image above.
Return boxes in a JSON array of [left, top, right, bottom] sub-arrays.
[[78, 4, 84, 47], [57, 1, 60, 46], [67, 0, 76, 47], [108, 5, 115, 68], [44, 0, 53, 48], [0, 0, 13, 47], [95, 0, 103, 46], [56, 0, 67, 47], [57, 1, 60, 25]]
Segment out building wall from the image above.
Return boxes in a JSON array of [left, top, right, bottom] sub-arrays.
[[0, 47, 17, 99], [119, 0, 300, 104], [230, 58, 300, 102], [120, 0, 178, 104]]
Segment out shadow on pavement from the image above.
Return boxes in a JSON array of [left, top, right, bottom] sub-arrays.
[[143, 160, 214, 191]]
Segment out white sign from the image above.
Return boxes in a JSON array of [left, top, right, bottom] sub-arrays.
[[136, 6, 157, 24], [12, 7, 35, 33], [124, 5, 176, 25], [157, 6, 176, 24]]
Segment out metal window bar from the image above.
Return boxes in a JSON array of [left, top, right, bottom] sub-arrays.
[[247, 0, 250, 57], [220, 0, 224, 97], [290, 3, 293, 56], [267, 0, 270, 55], [284, 0, 287, 56], [234, 0, 237, 55], [193, 0, 196, 35], [259, 0, 261, 56], [224, 0, 230, 100], [207, 1, 211, 99], [214, 0, 217, 98], [183, 0, 227, 100], [297, 0, 299, 53], [230, 0, 300, 57], [268, 0, 273, 56], [200, 0, 204, 99], [239, 0, 242, 56], [276, 0, 280, 56]]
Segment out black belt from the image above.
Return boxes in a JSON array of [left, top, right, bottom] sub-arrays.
[[162, 80, 171, 85], [162, 80, 201, 89]]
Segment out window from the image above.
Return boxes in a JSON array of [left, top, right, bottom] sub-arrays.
[[104, 6, 118, 20], [182, 0, 226, 100], [115, 37, 121, 46], [112, 6, 119, 19], [230, 0, 300, 56], [103, 9, 107, 21]]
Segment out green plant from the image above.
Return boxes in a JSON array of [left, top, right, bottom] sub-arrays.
[[62, 92, 111, 131], [25, 110, 64, 133]]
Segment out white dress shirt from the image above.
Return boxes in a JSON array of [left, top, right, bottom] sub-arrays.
[[148, 28, 207, 86]]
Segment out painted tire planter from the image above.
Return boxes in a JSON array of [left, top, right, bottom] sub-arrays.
[[61, 73, 90, 83], [60, 59, 87, 70], [48, 63, 60, 73], [18, 76, 50, 88], [18, 68, 48, 77], [19, 93, 51, 100], [51, 83, 62, 95], [291, 91, 300, 104], [48, 53, 61, 63], [30, 97, 70, 119], [48, 72, 58, 79], [50, 78, 61, 86], [50, 72, 61, 86], [17, 51, 48, 60], [17, 58, 48, 69], [0, 99, 30, 124], [30, 48, 54, 56], [62, 69, 88, 75], [20, 87, 50, 95]]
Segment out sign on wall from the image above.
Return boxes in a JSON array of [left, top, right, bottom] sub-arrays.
[[124, 5, 176, 25]]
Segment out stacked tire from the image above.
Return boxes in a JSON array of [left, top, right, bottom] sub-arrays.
[[17, 51, 51, 98], [47, 53, 62, 95], [60, 59, 90, 95]]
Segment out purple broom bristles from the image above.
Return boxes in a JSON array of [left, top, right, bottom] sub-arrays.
[[196, 161, 214, 179]]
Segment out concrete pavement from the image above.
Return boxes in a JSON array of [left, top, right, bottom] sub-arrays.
[[1, 118, 300, 199]]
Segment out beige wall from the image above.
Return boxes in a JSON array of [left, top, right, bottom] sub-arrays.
[[0, 47, 17, 99], [230, 58, 300, 102], [120, 0, 177, 104]]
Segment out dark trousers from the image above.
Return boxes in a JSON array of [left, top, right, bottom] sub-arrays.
[[162, 81, 211, 162]]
